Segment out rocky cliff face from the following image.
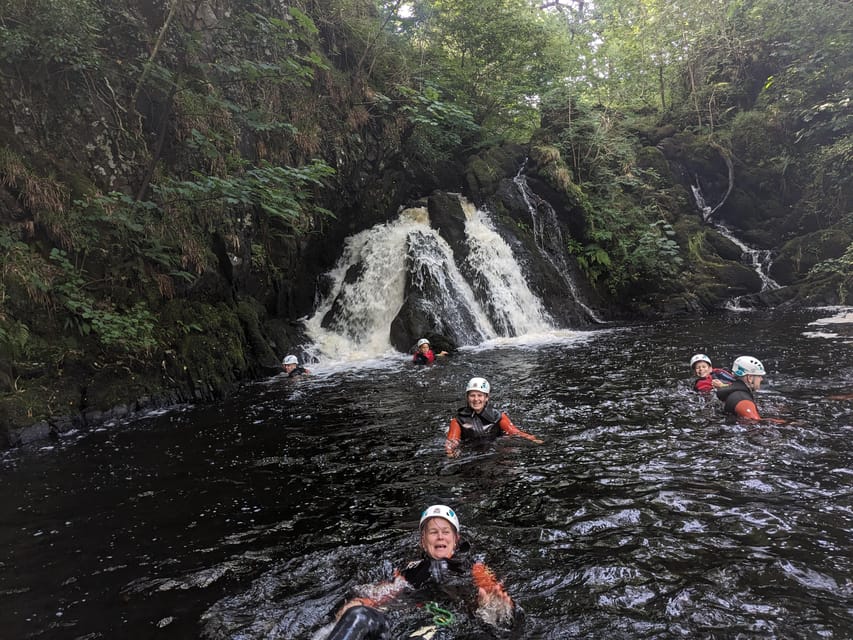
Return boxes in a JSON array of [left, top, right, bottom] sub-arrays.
[[2, 1, 850, 447]]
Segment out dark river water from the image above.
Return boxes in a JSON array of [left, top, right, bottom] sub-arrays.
[[2, 308, 852, 639]]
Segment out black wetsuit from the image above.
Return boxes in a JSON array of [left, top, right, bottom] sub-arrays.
[[288, 366, 308, 378], [401, 541, 477, 602], [326, 542, 478, 640], [454, 405, 505, 441], [715, 379, 754, 414]]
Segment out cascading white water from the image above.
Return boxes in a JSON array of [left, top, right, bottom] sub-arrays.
[[690, 184, 781, 307], [690, 185, 714, 222], [403, 224, 496, 343], [460, 200, 554, 336], [513, 169, 604, 323], [301, 209, 415, 361], [303, 198, 559, 362]]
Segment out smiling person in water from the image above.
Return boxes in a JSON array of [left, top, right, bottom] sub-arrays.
[[412, 338, 448, 365], [690, 353, 735, 392], [323, 505, 518, 640], [445, 377, 543, 457]]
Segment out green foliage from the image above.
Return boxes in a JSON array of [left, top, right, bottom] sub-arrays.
[[207, 7, 329, 91], [404, 0, 577, 138], [0, 0, 104, 74], [49, 249, 157, 354], [0, 227, 53, 308], [0, 318, 30, 364], [811, 241, 853, 277], [397, 83, 480, 163], [569, 211, 683, 295], [153, 159, 336, 236]]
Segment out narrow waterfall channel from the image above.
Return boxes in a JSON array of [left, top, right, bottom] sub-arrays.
[[514, 169, 604, 323], [691, 184, 781, 304]]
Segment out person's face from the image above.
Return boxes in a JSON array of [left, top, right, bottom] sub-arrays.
[[419, 343, 430, 354], [420, 517, 459, 560], [284, 363, 296, 373], [693, 361, 712, 377], [467, 390, 488, 412], [746, 374, 763, 390]]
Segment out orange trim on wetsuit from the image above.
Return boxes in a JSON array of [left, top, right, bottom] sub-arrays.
[[445, 413, 540, 455], [335, 570, 411, 617], [733, 399, 762, 420], [472, 561, 515, 623], [446, 417, 462, 455], [472, 562, 503, 592], [497, 414, 540, 442]]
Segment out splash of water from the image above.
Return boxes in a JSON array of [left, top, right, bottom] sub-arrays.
[[460, 200, 554, 336], [303, 198, 558, 362]]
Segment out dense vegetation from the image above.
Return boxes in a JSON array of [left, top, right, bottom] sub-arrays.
[[0, 0, 850, 441]]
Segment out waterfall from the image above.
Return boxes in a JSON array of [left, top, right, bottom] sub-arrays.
[[690, 184, 781, 307], [690, 184, 714, 222], [302, 199, 557, 362], [460, 199, 554, 336], [513, 169, 604, 323]]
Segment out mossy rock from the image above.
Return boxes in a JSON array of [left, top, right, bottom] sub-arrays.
[[635, 146, 673, 183], [707, 261, 763, 296], [464, 143, 526, 203], [704, 229, 745, 262], [771, 228, 852, 284]]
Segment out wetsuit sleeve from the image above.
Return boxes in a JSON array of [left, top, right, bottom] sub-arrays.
[[498, 413, 542, 444], [446, 418, 461, 456], [335, 571, 410, 617], [472, 562, 514, 626], [733, 399, 762, 421]]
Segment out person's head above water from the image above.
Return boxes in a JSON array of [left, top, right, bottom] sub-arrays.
[[465, 377, 491, 412], [690, 353, 712, 377], [732, 355, 766, 390], [417, 338, 430, 353], [732, 356, 767, 384], [282, 354, 299, 373], [419, 504, 460, 560], [732, 355, 765, 377]]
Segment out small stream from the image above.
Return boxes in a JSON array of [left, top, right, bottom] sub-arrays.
[[1, 308, 852, 639]]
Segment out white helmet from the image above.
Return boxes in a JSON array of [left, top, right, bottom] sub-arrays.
[[419, 505, 460, 532], [732, 356, 765, 377], [465, 377, 490, 394], [417, 338, 430, 348], [282, 355, 298, 365], [690, 353, 712, 368]]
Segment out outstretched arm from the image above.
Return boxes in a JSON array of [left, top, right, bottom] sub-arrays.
[[446, 418, 462, 457], [334, 572, 409, 618], [472, 562, 514, 627], [498, 413, 543, 444]]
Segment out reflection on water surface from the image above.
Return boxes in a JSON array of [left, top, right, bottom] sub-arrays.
[[1, 309, 852, 638]]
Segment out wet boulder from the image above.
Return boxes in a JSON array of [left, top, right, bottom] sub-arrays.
[[389, 232, 489, 350]]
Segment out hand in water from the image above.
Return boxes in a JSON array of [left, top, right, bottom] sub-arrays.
[[476, 586, 514, 626]]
